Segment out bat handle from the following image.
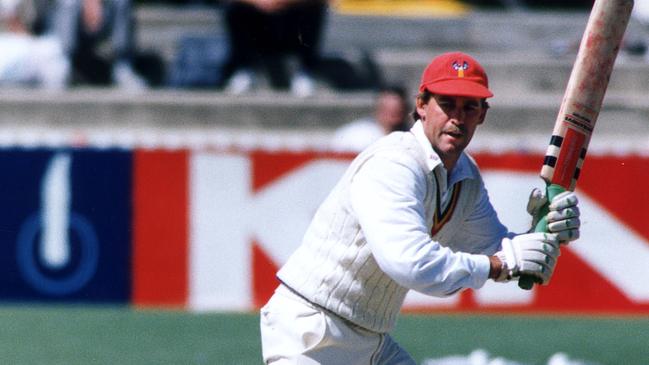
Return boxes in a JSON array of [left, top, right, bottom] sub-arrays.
[[518, 183, 566, 290]]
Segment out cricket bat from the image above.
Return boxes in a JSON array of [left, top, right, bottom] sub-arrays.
[[518, 0, 634, 290]]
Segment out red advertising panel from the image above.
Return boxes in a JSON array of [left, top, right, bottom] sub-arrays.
[[132, 150, 189, 307], [125, 148, 649, 314]]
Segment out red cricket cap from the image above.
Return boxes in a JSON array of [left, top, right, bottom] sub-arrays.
[[419, 52, 493, 98]]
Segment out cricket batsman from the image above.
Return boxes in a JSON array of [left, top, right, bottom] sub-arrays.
[[259, 52, 581, 364]]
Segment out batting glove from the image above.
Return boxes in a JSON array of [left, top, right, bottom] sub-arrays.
[[526, 187, 547, 229], [527, 188, 581, 243], [547, 191, 580, 242], [494, 232, 561, 284]]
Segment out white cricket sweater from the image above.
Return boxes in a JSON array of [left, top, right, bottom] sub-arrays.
[[277, 121, 508, 333]]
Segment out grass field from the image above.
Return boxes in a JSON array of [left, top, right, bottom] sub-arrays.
[[1, 306, 648, 364]]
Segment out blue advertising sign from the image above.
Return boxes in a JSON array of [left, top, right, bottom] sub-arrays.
[[0, 149, 132, 303]]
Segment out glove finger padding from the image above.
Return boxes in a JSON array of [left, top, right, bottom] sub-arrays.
[[549, 191, 579, 211], [547, 206, 580, 221], [518, 234, 560, 270], [498, 233, 560, 285], [547, 217, 580, 232], [549, 226, 580, 242], [548, 192, 581, 243], [515, 233, 561, 254]]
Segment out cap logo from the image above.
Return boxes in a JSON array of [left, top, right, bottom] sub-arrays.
[[452, 61, 469, 78]]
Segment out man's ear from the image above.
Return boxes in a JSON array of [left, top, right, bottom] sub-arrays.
[[416, 97, 427, 120], [478, 101, 489, 125], [478, 109, 487, 125]]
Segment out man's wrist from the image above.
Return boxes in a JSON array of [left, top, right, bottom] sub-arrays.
[[490, 253, 512, 282], [488, 255, 503, 280]]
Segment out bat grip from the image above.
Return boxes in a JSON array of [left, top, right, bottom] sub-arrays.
[[518, 183, 566, 290]]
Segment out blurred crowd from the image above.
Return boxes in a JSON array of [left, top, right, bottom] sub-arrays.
[[1, 0, 648, 94], [0, 0, 161, 90], [0, 0, 386, 96]]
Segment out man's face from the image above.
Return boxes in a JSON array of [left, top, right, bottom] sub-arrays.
[[417, 94, 487, 167]]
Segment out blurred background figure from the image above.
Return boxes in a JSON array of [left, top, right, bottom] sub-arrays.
[[220, 0, 329, 97], [625, 0, 649, 61], [331, 84, 411, 152], [48, 0, 152, 89], [0, 0, 69, 89]]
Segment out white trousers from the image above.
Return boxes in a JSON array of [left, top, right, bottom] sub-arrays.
[[260, 284, 416, 365]]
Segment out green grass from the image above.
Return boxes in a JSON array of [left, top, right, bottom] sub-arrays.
[[0, 306, 647, 364], [393, 313, 649, 364], [0, 306, 261, 365]]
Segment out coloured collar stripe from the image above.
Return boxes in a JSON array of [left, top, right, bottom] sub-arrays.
[[431, 180, 462, 237]]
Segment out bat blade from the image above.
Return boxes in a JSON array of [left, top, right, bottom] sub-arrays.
[[518, 0, 634, 290], [540, 0, 634, 191]]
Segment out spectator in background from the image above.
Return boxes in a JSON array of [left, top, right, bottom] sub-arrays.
[[629, 0, 649, 61], [0, 0, 69, 89], [48, 0, 147, 89], [221, 0, 329, 97], [331, 84, 411, 152]]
